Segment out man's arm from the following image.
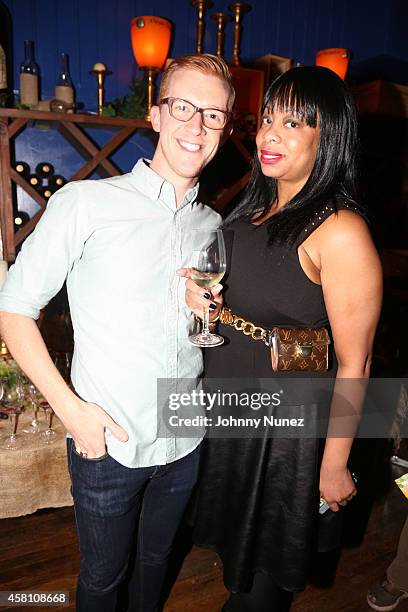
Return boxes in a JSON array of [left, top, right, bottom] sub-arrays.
[[0, 312, 128, 457], [0, 184, 128, 458]]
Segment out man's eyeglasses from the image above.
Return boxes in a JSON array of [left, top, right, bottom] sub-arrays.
[[160, 97, 231, 130]]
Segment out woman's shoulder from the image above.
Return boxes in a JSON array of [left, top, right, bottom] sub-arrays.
[[302, 202, 380, 273], [318, 206, 371, 246]]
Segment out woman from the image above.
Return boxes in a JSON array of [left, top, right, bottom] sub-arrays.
[[180, 66, 382, 611]]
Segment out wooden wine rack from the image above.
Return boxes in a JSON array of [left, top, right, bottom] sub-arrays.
[[0, 109, 149, 261]]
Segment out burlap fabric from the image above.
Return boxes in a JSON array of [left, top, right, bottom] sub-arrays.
[[0, 411, 73, 518]]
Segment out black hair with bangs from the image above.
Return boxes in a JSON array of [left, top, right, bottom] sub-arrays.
[[228, 66, 366, 244]]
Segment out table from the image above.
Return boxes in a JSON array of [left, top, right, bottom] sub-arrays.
[[0, 409, 73, 519]]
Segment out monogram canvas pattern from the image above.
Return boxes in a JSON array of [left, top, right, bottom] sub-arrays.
[[219, 307, 330, 372], [270, 327, 330, 372]]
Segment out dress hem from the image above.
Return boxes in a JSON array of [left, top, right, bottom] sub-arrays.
[[193, 538, 306, 594]]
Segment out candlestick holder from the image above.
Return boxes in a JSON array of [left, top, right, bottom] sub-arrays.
[[89, 62, 112, 115], [0, 340, 9, 356], [143, 68, 158, 122], [211, 13, 232, 59], [192, 0, 213, 53], [229, 2, 251, 66]]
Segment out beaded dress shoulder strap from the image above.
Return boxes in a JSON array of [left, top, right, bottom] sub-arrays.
[[295, 201, 360, 248]]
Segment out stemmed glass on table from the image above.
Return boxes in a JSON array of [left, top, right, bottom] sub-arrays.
[[21, 379, 56, 444], [188, 229, 226, 348], [0, 375, 25, 450], [23, 382, 41, 434], [38, 399, 56, 444], [53, 351, 72, 385]]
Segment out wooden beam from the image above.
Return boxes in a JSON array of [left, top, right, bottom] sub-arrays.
[[11, 168, 47, 209], [59, 122, 120, 178], [69, 126, 136, 181], [0, 107, 149, 129], [14, 208, 45, 246], [8, 117, 29, 139], [10, 169, 47, 248], [0, 119, 16, 261]]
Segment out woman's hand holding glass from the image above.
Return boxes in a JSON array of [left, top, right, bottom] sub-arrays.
[[178, 228, 226, 347], [179, 274, 223, 320]]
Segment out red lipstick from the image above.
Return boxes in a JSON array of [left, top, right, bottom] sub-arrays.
[[259, 150, 284, 165]]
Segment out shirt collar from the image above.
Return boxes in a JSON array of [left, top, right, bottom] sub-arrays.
[[131, 159, 199, 209]]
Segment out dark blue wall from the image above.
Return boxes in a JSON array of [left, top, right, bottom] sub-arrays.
[[4, 0, 408, 110], [3, 0, 407, 218]]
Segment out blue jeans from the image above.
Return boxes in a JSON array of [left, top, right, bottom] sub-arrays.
[[67, 439, 200, 612]]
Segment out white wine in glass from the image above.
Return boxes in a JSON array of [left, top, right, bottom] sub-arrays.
[[188, 229, 226, 347], [190, 271, 225, 289]]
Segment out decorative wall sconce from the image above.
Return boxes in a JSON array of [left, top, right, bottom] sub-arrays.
[[315, 47, 350, 80], [211, 12, 232, 58], [192, 0, 213, 53], [229, 3, 251, 66], [130, 16, 172, 121]]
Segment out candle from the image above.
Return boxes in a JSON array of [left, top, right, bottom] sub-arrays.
[[92, 62, 107, 72]]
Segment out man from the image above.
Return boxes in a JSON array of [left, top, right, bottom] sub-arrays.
[[0, 54, 234, 611]]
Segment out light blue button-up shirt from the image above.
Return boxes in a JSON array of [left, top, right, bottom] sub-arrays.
[[0, 159, 221, 467]]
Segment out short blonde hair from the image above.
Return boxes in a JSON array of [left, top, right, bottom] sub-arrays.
[[158, 53, 235, 111]]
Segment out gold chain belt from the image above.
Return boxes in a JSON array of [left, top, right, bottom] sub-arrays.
[[219, 307, 269, 343]]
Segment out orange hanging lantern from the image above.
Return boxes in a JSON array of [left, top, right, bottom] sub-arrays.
[[130, 16, 172, 120], [315, 47, 350, 80]]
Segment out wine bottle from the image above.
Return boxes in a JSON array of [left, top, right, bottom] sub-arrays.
[[0, 1, 13, 107], [27, 174, 41, 189], [20, 40, 40, 107], [49, 174, 66, 190], [40, 186, 53, 200], [55, 53, 74, 111], [35, 162, 54, 178], [14, 161, 30, 178], [14, 211, 30, 229]]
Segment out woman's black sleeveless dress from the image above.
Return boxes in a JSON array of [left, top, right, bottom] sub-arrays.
[[192, 207, 348, 594]]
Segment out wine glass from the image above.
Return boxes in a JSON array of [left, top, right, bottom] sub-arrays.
[[39, 400, 56, 444], [188, 229, 226, 347], [23, 382, 41, 434], [1, 375, 25, 450], [52, 351, 72, 385]]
